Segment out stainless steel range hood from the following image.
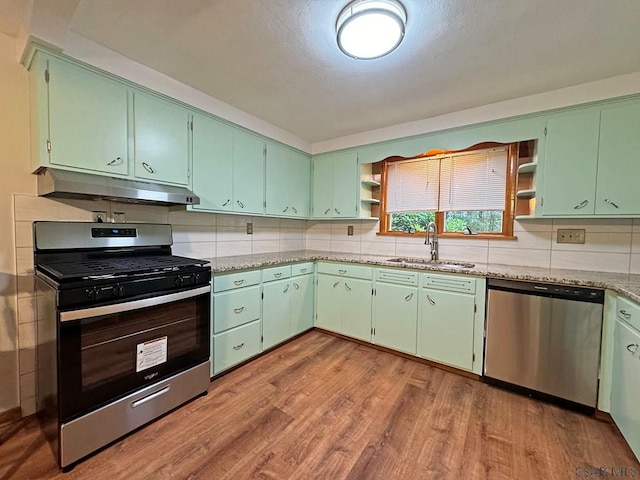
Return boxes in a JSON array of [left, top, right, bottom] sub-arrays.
[[37, 169, 200, 206]]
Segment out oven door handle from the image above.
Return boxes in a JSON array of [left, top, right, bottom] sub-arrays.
[[60, 285, 211, 322]]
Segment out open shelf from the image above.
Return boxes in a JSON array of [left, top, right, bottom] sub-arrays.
[[516, 189, 536, 198], [361, 198, 380, 204], [361, 180, 381, 187], [517, 162, 536, 174], [359, 163, 382, 220]]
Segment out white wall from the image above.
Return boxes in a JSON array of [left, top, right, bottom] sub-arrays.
[[306, 218, 640, 274]]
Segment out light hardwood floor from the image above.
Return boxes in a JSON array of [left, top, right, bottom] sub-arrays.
[[1, 330, 638, 479]]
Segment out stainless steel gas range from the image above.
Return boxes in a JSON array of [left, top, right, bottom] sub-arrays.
[[33, 221, 212, 470]]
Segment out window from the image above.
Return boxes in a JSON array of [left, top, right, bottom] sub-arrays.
[[379, 143, 518, 238]]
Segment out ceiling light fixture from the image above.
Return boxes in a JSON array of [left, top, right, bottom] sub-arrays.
[[336, 0, 407, 60]]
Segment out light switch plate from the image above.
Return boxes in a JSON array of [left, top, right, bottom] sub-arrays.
[[113, 212, 126, 223], [246, 222, 253, 235], [347, 225, 354, 236], [557, 228, 586, 244], [92, 211, 108, 223]]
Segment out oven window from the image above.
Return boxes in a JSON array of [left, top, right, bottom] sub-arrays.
[[80, 300, 198, 390]]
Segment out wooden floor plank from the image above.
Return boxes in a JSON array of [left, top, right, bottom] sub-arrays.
[[0, 330, 637, 480]]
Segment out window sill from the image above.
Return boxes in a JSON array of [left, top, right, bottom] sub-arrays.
[[376, 232, 518, 241]]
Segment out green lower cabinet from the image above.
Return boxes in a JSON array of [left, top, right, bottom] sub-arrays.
[[262, 279, 292, 349], [373, 283, 418, 354], [212, 320, 261, 375], [315, 273, 372, 341], [610, 319, 640, 459], [291, 274, 314, 335], [418, 288, 475, 371]]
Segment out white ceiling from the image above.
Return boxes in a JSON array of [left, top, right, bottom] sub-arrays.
[[0, 0, 30, 38], [9, 1, 640, 143]]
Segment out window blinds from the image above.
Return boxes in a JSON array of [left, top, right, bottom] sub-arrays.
[[439, 147, 507, 211], [386, 146, 508, 213], [386, 158, 439, 213]]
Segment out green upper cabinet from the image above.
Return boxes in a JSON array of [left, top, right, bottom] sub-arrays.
[[191, 113, 234, 212], [266, 143, 311, 218], [232, 130, 265, 214], [132, 91, 190, 185], [312, 151, 358, 218], [542, 110, 600, 215], [595, 103, 640, 215], [38, 54, 129, 176]]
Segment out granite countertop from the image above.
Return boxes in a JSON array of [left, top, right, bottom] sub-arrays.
[[200, 250, 640, 304]]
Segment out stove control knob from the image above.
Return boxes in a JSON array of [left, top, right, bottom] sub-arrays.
[[174, 276, 185, 287], [113, 284, 124, 297], [86, 287, 98, 300], [189, 273, 199, 284]]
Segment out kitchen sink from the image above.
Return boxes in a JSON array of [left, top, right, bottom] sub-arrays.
[[385, 257, 475, 269]]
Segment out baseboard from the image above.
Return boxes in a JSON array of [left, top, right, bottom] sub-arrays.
[[0, 407, 22, 428]]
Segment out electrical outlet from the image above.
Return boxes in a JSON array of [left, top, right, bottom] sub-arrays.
[[557, 228, 586, 244], [113, 212, 126, 223], [92, 211, 108, 223], [246, 222, 253, 235], [347, 225, 354, 236]]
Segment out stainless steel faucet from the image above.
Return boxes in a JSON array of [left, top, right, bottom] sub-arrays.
[[424, 222, 438, 261]]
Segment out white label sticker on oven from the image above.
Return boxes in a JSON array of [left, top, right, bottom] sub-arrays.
[[136, 336, 168, 373]]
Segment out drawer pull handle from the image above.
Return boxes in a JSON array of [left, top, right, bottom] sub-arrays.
[[300, 268, 307, 273], [274, 273, 282, 278], [338, 269, 347, 274], [293, 283, 300, 290], [324, 208, 331, 215], [620, 309, 631, 319], [292, 207, 298, 214], [233, 343, 245, 350], [283, 206, 289, 213], [427, 295, 436, 306], [222, 199, 231, 207], [405, 293, 414, 301], [333, 281, 340, 288], [141, 161, 155, 174], [233, 279, 245, 286], [344, 283, 352, 292], [573, 199, 588, 210], [107, 156, 123, 166], [131, 386, 170, 408], [334, 208, 341, 215], [283, 284, 290, 293], [237, 200, 245, 209], [604, 198, 619, 208], [627, 343, 639, 354], [234, 306, 245, 314]]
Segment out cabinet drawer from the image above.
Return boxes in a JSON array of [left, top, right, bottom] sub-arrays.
[[213, 286, 261, 333], [422, 273, 476, 294], [213, 270, 261, 292], [317, 262, 373, 280], [292, 262, 314, 276], [213, 320, 261, 374], [262, 265, 291, 282], [617, 296, 640, 332], [376, 268, 419, 286]]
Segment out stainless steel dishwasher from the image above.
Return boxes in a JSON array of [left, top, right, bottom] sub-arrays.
[[484, 278, 604, 414]]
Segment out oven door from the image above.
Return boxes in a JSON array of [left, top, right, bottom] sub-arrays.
[[58, 285, 211, 422]]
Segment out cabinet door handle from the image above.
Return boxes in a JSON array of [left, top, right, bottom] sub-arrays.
[[293, 282, 300, 290], [237, 200, 245, 209], [324, 208, 331, 215], [338, 269, 347, 274], [426, 295, 436, 306], [573, 199, 588, 210], [604, 199, 619, 209], [405, 293, 414, 301], [142, 162, 155, 174], [627, 343, 639, 354], [333, 281, 340, 288], [283, 206, 289, 213], [222, 199, 231, 207], [620, 309, 631, 319], [107, 156, 123, 166], [292, 206, 298, 213], [274, 273, 282, 278], [233, 279, 245, 286], [283, 284, 290, 293], [233, 306, 245, 314], [300, 268, 307, 273], [334, 208, 341, 215], [233, 343, 245, 350], [344, 283, 352, 292]]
